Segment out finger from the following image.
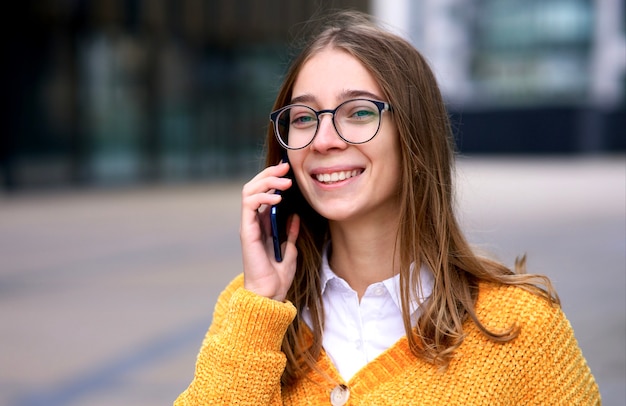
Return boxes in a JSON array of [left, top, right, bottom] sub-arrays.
[[247, 162, 291, 189], [242, 190, 282, 214], [282, 214, 300, 261], [241, 179, 292, 212], [241, 163, 293, 213], [286, 214, 300, 244]]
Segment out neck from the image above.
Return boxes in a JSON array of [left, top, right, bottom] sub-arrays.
[[328, 216, 401, 299]]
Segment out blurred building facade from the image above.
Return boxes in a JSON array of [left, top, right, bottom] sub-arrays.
[[375, 0, 625, 153], [2, 0, 624, 191]]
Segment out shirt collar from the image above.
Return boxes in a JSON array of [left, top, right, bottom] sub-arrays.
[[320, 244, 434, 315]]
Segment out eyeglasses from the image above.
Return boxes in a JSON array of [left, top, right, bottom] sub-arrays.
[[269, 98, 392, 150]]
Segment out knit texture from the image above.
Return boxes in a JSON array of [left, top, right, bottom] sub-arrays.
[[175, 274, 600, 405]]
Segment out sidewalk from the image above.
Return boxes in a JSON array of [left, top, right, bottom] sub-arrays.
[[1, 156, 624, 405]]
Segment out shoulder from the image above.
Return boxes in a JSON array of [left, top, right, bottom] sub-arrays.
[[451, 284, 601, 404], [475, 281, 554, 310], [474, 282, 564, 336], [467, 284, 600, 403], [469, 282, 577, 373]]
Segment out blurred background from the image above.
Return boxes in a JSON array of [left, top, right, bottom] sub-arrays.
[[1, 0, 624, 405], [2, 0, 624, 190]]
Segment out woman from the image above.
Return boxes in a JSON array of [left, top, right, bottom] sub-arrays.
[[176, 11, 600, 405]]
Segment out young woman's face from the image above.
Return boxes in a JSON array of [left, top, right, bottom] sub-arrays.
[[287, 47, 402, 225]]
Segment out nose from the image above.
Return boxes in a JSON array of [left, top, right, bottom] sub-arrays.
[[310, 113, 347, 152]]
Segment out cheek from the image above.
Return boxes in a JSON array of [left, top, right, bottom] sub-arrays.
[[388, 128, 402, 165], [286, 151, 307, 184], [371, 127, 402, 167], [380, 131, 403, 185]]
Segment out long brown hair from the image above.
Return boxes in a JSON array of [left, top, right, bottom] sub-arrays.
[[265, 11, 558, 386]]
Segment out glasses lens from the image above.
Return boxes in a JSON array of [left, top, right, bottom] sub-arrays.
[[276, 105, 317, 149], [335, 100, 382, 144]]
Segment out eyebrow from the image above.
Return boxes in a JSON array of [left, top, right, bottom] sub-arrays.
[[290, 89, 384, 105]]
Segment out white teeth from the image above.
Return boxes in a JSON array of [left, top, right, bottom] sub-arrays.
[[315, 170, 360, 184]]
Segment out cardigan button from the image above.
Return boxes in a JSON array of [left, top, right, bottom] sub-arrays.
[[330, 384, 350, 405]]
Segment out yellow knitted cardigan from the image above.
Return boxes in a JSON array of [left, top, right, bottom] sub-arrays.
[[175, 274, 600, 405]]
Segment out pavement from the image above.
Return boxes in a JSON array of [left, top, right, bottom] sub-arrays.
[[1, 155, 624, 405]]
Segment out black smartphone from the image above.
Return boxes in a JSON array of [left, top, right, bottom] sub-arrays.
[[270, 158, 295, 262], [270, 191, 284, 262]]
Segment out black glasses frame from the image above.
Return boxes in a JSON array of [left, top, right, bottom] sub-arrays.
[[269, 98, 392, 150]]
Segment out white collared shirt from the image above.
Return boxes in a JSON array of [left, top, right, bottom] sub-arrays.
[[302, 248, 434, 381]]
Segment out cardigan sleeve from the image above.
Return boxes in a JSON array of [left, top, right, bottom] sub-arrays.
[[174, 274, 297, 406]]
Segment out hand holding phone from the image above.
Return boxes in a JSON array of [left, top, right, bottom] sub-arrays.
[[241, 160, 300, 301]]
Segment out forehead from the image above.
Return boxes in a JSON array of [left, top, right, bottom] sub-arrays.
[[291, 47, 384, 105]]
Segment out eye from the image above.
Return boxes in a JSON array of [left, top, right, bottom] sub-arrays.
[[290, 112, 316, 127], [285, 106, 316, 128], [343, 104, 378, 122], [351, 109, 376, 119]]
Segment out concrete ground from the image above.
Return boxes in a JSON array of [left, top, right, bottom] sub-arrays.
[[1, 156, 624, 405]]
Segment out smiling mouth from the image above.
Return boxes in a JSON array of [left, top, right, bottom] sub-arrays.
[[314, 169, 363, 184]]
